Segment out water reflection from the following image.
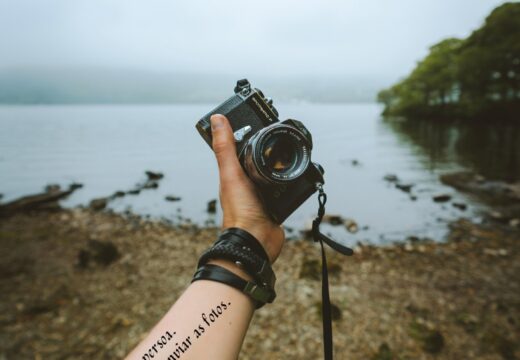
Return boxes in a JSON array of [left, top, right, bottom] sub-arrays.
[[384, 118, 520, 182]]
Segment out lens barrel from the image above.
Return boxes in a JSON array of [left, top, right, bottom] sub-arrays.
[[241, 124, 311, 184]]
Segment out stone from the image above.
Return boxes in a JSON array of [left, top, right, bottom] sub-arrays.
[[145, 171, 164, 181], [322, 214, 344, 226], [142, 181, 159, 189], [165, 195, 182, 202], [112, 191, 126, 198], [89, 198, 108, 211], [383, 174, 399, 182], [88, 240, 120, 266], [69, 183, 84, 191], [207, 199, 217, 213], [344, 218, 358, 233], [452, 202, 467, 210], [45, 184, 61, 193], [433, 194, 451, 203], [395, 183, 414, 193]]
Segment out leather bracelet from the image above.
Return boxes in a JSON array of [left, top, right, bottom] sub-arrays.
[[198, 241, 276, 290], [215, 228, 270, 263], [192, 264, 275, 308]]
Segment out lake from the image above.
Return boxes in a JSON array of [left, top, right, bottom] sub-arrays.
[[1, 103, 516, 247]]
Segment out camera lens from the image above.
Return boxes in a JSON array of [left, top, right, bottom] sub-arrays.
[[242, 124, 311, 184], [262, 134, 297, 174]]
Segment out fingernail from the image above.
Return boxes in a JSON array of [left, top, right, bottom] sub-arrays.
[[210, 114, 224, 131]]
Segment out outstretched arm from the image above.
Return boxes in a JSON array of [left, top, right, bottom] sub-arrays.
[[125, 114, 285, 360]]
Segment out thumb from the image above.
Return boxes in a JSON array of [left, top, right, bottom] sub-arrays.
[[210, 114, 243, 183]]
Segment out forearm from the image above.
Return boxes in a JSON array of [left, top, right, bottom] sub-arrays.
[[125, 260, 255, 360]]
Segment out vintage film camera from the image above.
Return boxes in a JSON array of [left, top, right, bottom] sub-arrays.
[[196, 79, 324, 223]]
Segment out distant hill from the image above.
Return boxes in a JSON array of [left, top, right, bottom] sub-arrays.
[[0, 67, 388, 104]]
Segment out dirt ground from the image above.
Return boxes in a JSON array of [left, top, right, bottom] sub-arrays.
[[0, 208, 519, 359]]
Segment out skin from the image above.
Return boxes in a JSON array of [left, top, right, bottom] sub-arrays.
[[125, 114, 285, 360]]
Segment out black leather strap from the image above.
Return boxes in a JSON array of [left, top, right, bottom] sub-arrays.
[[191, 264, 274, 308], [312, 184, 354, 360]]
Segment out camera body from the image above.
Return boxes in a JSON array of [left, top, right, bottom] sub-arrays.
[[196, 79, 324, 224]]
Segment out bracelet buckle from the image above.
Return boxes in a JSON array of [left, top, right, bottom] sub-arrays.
[[243, 281, 276, 304]]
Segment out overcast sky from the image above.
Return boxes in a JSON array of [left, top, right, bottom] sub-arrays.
[[0, 0, 508, 82]]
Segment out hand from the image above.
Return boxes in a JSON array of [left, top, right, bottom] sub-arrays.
[[210, 114, 285, 263]]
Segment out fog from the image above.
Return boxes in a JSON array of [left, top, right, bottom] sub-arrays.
[[0, 0, 507, 82]]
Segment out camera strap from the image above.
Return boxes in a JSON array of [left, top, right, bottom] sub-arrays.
[[312, 184, 353, 360]]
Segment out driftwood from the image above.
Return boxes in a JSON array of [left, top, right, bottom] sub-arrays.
[[0, 183, 82, 216]]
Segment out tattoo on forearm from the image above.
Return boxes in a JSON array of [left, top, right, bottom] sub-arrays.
[[141, 301, 232, 360]]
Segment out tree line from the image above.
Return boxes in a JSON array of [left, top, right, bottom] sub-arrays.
[[378, 2, 520, 121]]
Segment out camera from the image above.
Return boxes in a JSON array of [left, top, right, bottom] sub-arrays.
[[196, 79, 324, 224]]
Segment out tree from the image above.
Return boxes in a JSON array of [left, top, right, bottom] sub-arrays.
[[378, 2, 520, 121]]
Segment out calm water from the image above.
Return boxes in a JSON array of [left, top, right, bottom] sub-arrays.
[[0, 104, 514, 246]]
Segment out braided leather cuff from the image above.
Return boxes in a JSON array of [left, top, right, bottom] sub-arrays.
[[198, 241, 276, 290]]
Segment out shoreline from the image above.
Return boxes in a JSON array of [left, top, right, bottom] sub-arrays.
[[1, 206, 518, 359]]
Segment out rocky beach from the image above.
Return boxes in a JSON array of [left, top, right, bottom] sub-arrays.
[[0, 171, 519, 360]]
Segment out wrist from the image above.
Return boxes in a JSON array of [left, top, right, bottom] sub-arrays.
[[223, 223, 281, 264]]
